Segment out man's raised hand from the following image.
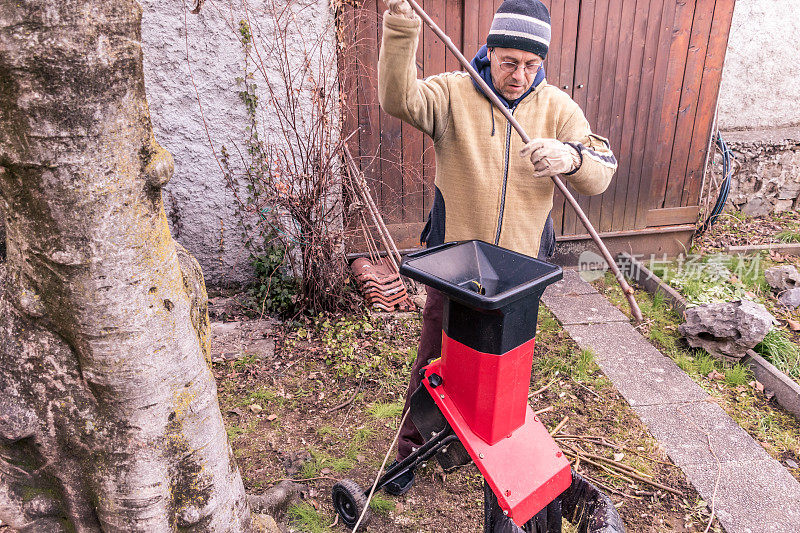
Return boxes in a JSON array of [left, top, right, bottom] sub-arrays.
[[520, 139, 581, 178], [385, 0, 415, 18]]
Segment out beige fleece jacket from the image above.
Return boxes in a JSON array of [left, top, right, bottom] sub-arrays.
[[377, 13, 617, 257]]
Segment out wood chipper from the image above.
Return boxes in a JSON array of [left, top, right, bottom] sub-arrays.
[[332, 240, 623, 531]]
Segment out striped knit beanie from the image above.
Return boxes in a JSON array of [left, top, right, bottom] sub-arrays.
[[486, 0, 551, 59]]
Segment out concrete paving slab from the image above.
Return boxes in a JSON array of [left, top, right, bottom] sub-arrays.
[[633, 401, 771, 466], [543, 268, 598, 298], [542, 293, 628, 325], [681, 460, 800, 533], [564, 322, 708, 406]]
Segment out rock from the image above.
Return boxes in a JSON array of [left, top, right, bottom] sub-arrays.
[[741, 197, 770, 217], [765, 265, 800, 291], [679, 300, 775, 361], [774, 199, 795, 213], [251, 513, 282, 533], [250, 338, 276, 360], [778, 288, 800, 309], [778, 182, 800, 200]]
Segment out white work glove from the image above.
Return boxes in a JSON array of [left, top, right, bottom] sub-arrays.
[[385, 0, 414, 18], [520, 139, 581, 178]]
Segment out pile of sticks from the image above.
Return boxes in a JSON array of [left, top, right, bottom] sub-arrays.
[[548, 417, 685, 501]]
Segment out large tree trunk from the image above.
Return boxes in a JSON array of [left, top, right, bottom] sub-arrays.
[[0, 1, 251, 531]]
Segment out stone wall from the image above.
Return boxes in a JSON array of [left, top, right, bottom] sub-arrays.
[[140, 0, 338, 287], [719, 128, 800, 217]]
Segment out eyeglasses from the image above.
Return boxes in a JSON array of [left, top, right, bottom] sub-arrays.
[[491, 50, 542, 74]]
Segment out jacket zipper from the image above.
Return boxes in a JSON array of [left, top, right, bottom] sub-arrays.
[[494, 106, 516, 245]]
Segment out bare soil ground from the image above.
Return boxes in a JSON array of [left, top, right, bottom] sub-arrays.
[[210, 294, 721, 533]]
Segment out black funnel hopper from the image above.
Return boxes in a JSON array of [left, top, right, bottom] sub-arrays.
[[401, 240, 563, 355], [400, 240, 562, 311]]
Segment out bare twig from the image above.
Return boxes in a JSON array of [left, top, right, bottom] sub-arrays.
[[576, 470, 636, 500], [570, 377, 601, 399], [529, 377, 558, 397], [533, 406, 554, 416], [326, 386, 361, 413], [344, 145, 403, 270], [703, 432, 721, 533], [549, 415, 569, 436], [675, 405, 721, 533]]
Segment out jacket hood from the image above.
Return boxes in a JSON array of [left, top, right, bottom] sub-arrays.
[[469, 45, 546, 108]]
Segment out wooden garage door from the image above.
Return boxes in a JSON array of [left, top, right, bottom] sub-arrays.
[[339, 0, 736, 249]]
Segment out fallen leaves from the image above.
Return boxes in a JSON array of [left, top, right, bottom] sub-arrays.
[[769, 250, 789, 263]]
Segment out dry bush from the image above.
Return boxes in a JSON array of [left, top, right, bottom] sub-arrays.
[[218, 0, 361, 315]]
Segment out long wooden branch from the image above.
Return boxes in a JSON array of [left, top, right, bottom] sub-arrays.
[[403, 0, 643, 323]]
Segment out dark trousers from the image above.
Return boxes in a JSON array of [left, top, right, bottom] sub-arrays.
[[397, 286, 445, 460]]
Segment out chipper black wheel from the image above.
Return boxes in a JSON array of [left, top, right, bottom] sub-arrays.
[[331, 479, 370, 529]]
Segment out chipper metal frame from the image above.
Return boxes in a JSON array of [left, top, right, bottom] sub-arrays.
[[332, 240, 575, 530]]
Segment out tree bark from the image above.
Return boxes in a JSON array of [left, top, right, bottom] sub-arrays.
[[0, 1, 251, 531]]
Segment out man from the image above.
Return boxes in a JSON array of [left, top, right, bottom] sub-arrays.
[[378, 0, 617, 495]]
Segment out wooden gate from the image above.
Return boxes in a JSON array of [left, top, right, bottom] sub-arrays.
[[339, 0, 736, 253]]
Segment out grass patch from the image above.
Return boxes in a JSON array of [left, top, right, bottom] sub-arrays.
[[777, 230, 800, 243], [573, 348, 597, 381], [724, 363, 751, 387], [351, 426, 375, 444], [247, 386, 284, 408], [673, 351, 697, 374], [316, 425, 336, 439], [695, 353, 717, 376], [369, 494, 396, 515], [754, 329, 800, 380], [231, 353, 259, 371], [301, 449, 355, 478], [667, 260, 747, 305], [537, 310, 561, 336], [367, 401, 403, 420], [319, 316, 414, 383], [287, 502, 329, 533], [226, 425, 246, 441]]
